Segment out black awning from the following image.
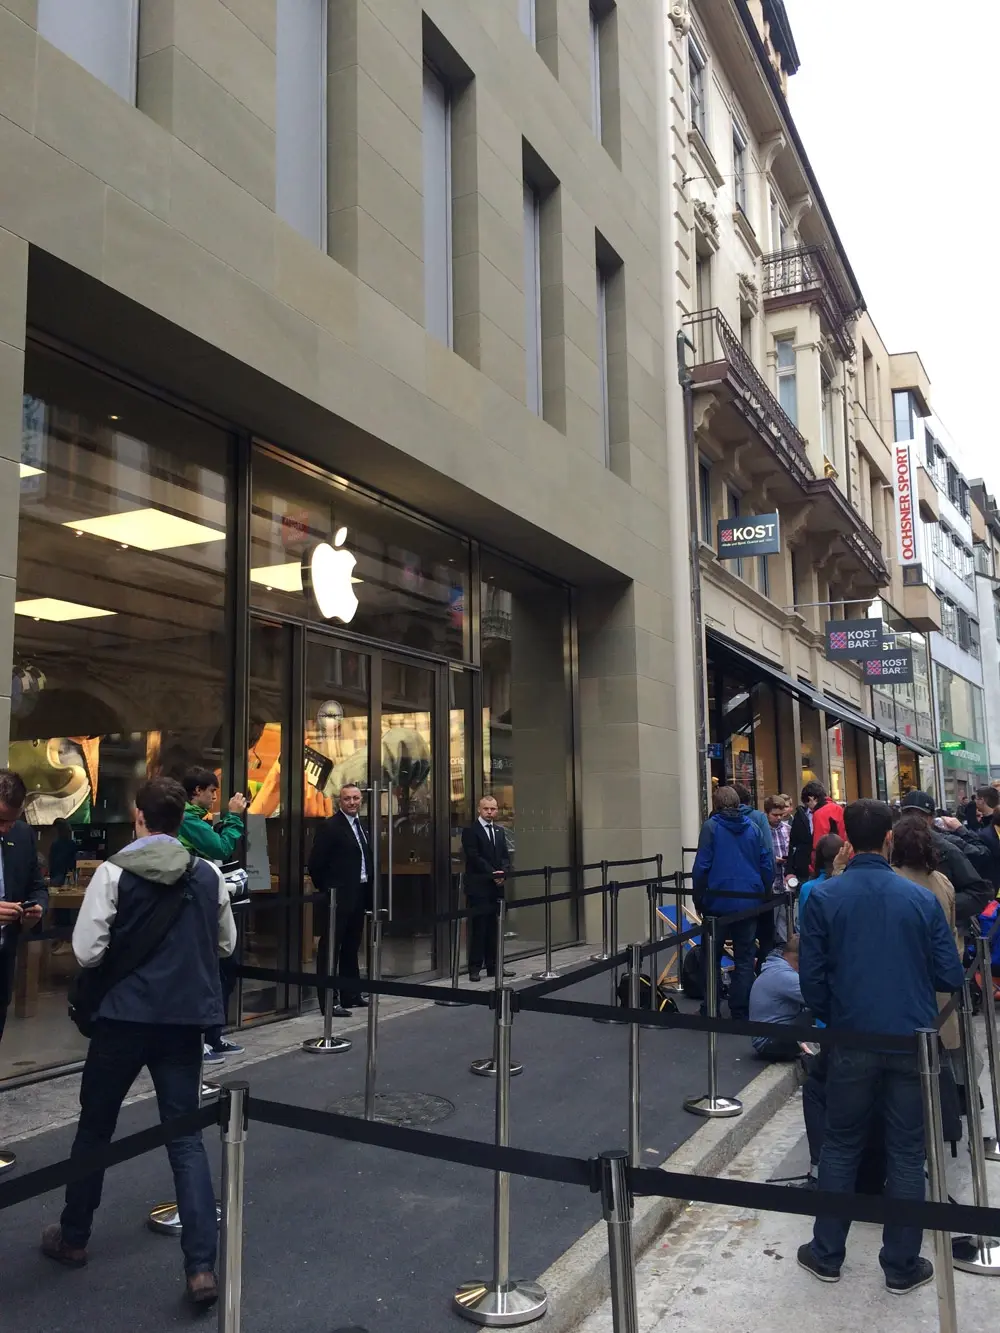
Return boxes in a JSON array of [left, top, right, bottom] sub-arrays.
[[706, 630, 817, 704]]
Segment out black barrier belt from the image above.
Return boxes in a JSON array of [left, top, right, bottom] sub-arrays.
[[235, 963, 493, 1007], [520, 948, 631, 999], [630, 1162, 1000, 1235], [517, 993, 918, 1052], [0, 1104, 219, 1213], [249, 1097, 596, 1188]]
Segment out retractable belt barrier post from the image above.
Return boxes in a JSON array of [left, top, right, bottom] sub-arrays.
[[364, 910, 387, 1121], [437, 875, 466, 1008], [471, 899, 523, 1078], [218, 1083, 248, 1333], [952, 978, 1000, 1273], [977, 934, 1000, 1163], [627, 944, 641, 1168], [783, 884, 795, 944], [591, 861, 611, 961], [455, 986, 547, 1326], [917, 1030, 959, 1333], [533, 867, 558, 982], [301, 885, 352, 1056], [599, 1151, 639, 1333], [594, 883, 623, 1026], [683, 918, 742, 1119]]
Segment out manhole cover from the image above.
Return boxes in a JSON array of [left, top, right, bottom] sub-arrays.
[[326, 1091, 455, 1127]]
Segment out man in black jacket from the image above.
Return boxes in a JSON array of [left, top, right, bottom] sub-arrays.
[[788, 802, 814, 882], [461, 796, 512, 982], [0, 768, 48, 1174], [899, 790, 993, 925], [308, 784, 373, 1015], [936, 788, 1000, 892]]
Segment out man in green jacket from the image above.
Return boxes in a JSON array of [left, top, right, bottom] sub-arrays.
[[180, 769, 247, 861], [180, 769, 248, 1061]]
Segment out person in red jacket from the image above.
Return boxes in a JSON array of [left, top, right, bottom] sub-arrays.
[[802, 780, 846, 872]]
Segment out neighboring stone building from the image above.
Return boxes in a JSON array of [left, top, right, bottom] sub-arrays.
[[970, 482, 1000, 781]]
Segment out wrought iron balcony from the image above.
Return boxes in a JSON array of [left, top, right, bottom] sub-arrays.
[[683, 307, 814, 489], [805, 478, 889, 586], [761, 245, 859, 357]]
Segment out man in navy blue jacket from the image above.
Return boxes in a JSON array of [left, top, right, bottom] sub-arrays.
[[692, 786, 773, 1020], [797, 799, 964, 1295]]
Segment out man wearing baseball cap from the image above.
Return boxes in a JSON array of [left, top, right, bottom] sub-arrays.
[[899, 791, 992, 926]]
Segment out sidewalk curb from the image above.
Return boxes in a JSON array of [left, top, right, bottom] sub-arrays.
[[533, 1059, 799, 1333]]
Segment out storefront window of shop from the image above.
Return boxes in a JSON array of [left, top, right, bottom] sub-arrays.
[[250, 446, 470, 659], [751, 684, 780, 802], [827, 723, 846, 802], [800, 706, 823, 787], [480, 551, 574, 956], [7, 344, 233, 1080], [937, 662, 989, 811]]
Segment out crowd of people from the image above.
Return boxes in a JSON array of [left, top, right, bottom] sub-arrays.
[[694, 775, 1000, 1294]]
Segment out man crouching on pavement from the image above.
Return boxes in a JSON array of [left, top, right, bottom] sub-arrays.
[[41, 777, 236, 1309]]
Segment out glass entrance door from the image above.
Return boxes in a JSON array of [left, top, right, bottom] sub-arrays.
[[378, 658, 436, 977]]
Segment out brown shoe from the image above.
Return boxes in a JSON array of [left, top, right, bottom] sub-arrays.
[[186, 1271, 219, 1309], [40, 1224, 87, 1268]]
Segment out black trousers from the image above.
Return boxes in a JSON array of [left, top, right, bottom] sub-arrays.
[[467, 894, 499, 974], [316, 892, 366, 1009]]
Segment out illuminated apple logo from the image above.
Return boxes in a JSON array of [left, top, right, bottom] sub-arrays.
[[303, 527, 360, 623]]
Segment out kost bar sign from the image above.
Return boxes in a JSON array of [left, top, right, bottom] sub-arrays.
[[717, 513, 781, 560], [894, 441, 921, 568], [825, 619, 883, 660], [863, 649, 915, 684]]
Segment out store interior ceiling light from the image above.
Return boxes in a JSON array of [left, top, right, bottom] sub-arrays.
[[15, 598, 116, 622], [63, 508, 226, 550], [19, 463, 43, 478], [249, 562, 304, 593]]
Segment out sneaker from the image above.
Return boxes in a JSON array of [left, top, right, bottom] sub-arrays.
[[884, 1256, 933, 1295], [202, 1044, 226, 1064], [797, 1242, 841, 1283], [211, 1038, 244, 1055]]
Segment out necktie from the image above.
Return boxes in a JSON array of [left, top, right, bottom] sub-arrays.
[[488, 824, 496, 851]]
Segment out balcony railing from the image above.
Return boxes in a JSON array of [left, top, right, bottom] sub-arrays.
[[684, 307, 814, 487], [761, 245, 859, 356], [805, 477, 889, 586]]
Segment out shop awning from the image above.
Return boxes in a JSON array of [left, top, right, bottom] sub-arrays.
[[814, 692, 881, 739]]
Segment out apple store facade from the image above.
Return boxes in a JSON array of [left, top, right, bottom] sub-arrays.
[[7, 338, 580, 1080]]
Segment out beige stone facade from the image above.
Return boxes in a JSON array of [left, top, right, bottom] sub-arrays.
[[0, 0, 680, 952]]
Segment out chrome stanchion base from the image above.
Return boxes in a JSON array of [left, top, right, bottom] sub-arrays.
[[148, 1201, 222, 1235], [952, 1235, 1000, 1273], [590, 949, 610, 961], [453, 1279, 547, 1326], [532, 968, 559, 981], [592, 1013, 626, 1025], [301, 1034, 352, 1054], [435, 996, 468, 1008], [683, 1094, 743, 1118], [201, 1081, 221, 1101], [0, 1150, 16, 1176], [985, 1137, 1000, 1163], [470, 1058, 523, 1078]]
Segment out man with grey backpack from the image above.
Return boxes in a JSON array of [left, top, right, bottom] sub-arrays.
[[41, 777, 236, 1309]]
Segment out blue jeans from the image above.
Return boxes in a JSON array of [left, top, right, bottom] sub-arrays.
[[812, 1048, 925, 1281], [61, 1020, 217, 1275], [700, 917, 758, 1020]]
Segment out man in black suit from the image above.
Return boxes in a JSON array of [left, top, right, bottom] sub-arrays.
[[461, 795, 512, 982], [307, 784, 372, 1017], [0, 768, 48, 1172]]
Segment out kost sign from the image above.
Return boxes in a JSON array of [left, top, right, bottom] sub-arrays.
[[863, 649, 915, 684], [717, 513, 781, 560], [894, 442, 921, 568], [824, 619, 884, 661]]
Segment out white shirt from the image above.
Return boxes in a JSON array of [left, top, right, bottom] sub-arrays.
[[349, 815, 368, 883], [479, 817, 501, 847]]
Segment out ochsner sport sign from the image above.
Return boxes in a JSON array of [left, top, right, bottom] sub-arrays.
[[894, 441, 922, 568]]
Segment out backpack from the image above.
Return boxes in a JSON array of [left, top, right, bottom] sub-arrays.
[[67, 855, 196, 1037], [681, 944, 704, 1000], [616, 971, 679, 1014]]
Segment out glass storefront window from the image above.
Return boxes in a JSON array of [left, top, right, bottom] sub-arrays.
[[827, 723, 846, 803], [7, 345, 233, 1078], [751, 684, 779, 803], [800, 706, 823, 786], [480, 551, 573, 954], [250, 446, 470, 660]]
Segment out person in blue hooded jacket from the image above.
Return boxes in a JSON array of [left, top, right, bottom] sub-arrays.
[[692, 785, 774, 1019]]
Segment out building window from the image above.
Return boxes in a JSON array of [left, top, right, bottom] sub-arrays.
[[596, 264, 610, 467], [732, 122, 748, 213], [698, 461, 713, 544], [590, 4, 603, 139], [862, 343, 875, 414], [523, 183, 543, 416], [769, 191, 789, 251], [820, 373, 836, 467], [893, 390, 914, 442], [37, 0, 139, 102], [276, 0, 328, 248], [688, 36, 707, 137], [994, 596, 1000, 644], [941, 599, 958, 643], [758, 553, 770, 598], [740, 314, 752, 355], [790, 547, 801, 608], [519, 0, 536, 43], [728, 489, 744, 579], [775, 338, 797, 424], [423, 61, 453, 346], [695, 254, 712, 311]]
